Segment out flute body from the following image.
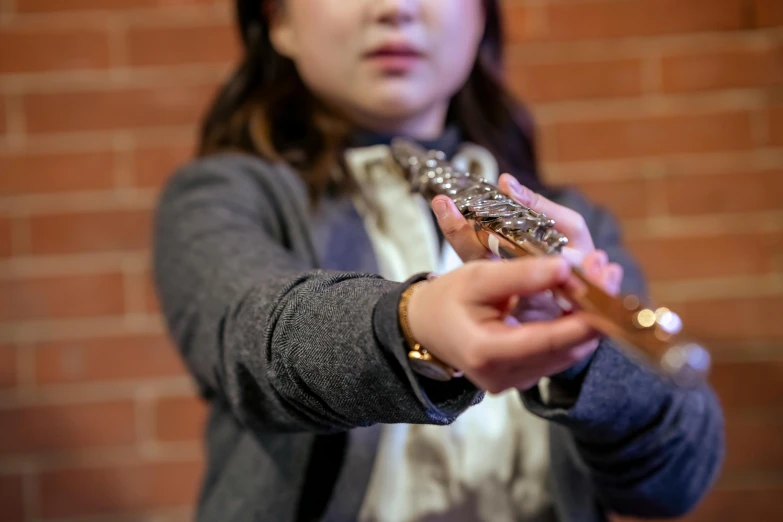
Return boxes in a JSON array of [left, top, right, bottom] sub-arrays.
[[390, 138, 711, 388]]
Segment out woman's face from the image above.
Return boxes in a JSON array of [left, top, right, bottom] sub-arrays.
[[269, 0, 485, 138]]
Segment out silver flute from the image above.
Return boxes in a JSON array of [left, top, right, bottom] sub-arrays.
[[390, 138, 711, 388]]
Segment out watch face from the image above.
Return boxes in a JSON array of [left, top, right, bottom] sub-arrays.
[[409, 358, 452, 382]]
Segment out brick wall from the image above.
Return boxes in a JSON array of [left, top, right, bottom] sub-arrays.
[[0, 0, 780, 521]]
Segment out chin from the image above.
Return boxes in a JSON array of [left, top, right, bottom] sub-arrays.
[[363, 89, 434, 121]]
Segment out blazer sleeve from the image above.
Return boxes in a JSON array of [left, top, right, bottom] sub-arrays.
[[521, 188, 726, 518], [152, 153, 480, 434]]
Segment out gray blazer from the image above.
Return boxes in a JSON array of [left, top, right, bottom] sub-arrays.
[[152, 151, 725, 522]]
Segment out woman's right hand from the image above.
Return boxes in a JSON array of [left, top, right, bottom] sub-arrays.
[[405, 256, 598, 394]]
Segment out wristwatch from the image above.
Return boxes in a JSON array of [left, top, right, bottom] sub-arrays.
[[398, 279, 464, 382]]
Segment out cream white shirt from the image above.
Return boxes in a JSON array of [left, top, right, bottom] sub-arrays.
[[342, 144, 553, 522]]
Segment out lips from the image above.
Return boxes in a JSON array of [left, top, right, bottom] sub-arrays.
[[367, 47, 422, 58], [364, 42, 425, 72], [365, 41, 424, 59]]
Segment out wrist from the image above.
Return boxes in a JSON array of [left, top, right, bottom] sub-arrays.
[[399, 276, 463, 382], [399, 280, 428, 349]]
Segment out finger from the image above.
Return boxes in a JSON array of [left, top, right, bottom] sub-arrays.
[[561, 246, 586, 267], [515, 308, 562, 323], [602, 262, 624, 295], [581, 249, 608, 281], [515, 291, 560, 312], [498, 173, 595, 253], [521, 335, 599, 371], [485, 313, 598, 362], [468, 336, 597, 395], [509, 340, 599, 391], [432, 196, 491, 262], [511, 336, 598, 376], [579, 251, 623, 296], [502, 295, 521, 317], [512, 291, 562, 322], [470, 256, 571, 303]]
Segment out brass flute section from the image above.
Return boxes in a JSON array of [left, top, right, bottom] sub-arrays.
[[390, 138, 711, 388]]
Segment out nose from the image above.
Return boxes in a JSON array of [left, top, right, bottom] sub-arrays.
[[372, 0, 420, 26]]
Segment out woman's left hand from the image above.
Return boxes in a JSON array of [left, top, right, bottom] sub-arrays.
[[431, 173, 624, 363], [433, 173, 597, 263]]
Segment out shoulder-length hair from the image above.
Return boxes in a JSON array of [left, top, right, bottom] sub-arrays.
[[199, 0, 543, 199]]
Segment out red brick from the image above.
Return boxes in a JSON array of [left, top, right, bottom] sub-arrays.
[[682, 487, 783, 522], [0, 474, 25, 522], [0, 218, 12, 258], [501, 4, 532, 44], [0, 345, 17, 389], [0, 97, 7, 135], [661, 46, 783, 93], [627, 232, 782, 281], [615, 486, 783, 522], [134, 145, 193, 188], [23, 84, 218, 134], [544, 0, 747, 41], [572, 178, 651, 220], [754, 0, 783, 28], [154, 395, 207, 442], [664, 170, 783, 216], [152, 512, 194, 522], [677, 296, 783, 344], [710, 359, 783, 412], [17, 0, 219, 12], [549, 111, 755, 162], [145, 271, 161, 313], [508, 59, 643, 103], [0, 400, 136, 455], [34, 334, 183, 385], [28, 209, 152, 255], [129, 23, 239, 67], [769, 105, 783, 146], [0, 27, 110, 74], [0, 151, 115, 196], [724, 416, 783, 474], [39, 458, 202, 518], [0, 272, 125, 322]]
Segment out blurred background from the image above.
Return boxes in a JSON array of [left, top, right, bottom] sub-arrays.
[[0, 0, 781, 521]]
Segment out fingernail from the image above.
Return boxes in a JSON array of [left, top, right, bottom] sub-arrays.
[[433, 198, 449, 219], [611, 266, 623, 289], [507, 176, 522, 194], [508, 177, 534, 206], [561, 246, 584, 267], [589, 256, 602, 278]]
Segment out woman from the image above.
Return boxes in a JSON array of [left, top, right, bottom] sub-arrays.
[[152, 1, 725, 521]]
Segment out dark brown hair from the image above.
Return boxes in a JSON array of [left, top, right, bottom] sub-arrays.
[[199, 0, 542, 199]]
